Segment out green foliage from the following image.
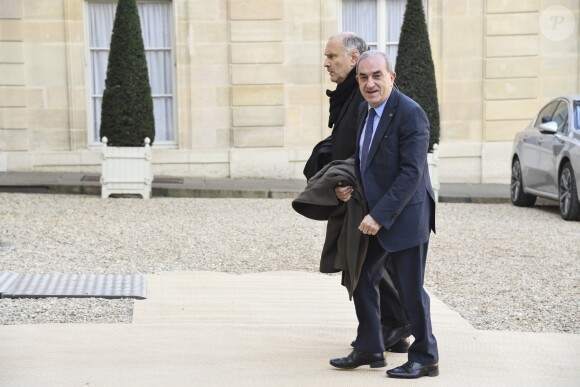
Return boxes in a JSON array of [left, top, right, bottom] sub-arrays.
[[395, 0, 440, 151], [99, 0, 155, 147]]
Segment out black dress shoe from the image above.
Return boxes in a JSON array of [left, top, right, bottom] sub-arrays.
[[350, 337, 410, 353], [386, 337, 410, 353], [386, 361, 439, 379], [383, 324, 412, 350], [330, 349, 387, 369], [350, 324, 411, 352]]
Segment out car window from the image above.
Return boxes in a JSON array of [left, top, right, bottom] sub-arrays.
[[534, 101, 559, 128], [552, 101, 569, 134]]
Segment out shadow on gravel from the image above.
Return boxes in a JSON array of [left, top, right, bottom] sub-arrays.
[[534, 199, 562, 217]]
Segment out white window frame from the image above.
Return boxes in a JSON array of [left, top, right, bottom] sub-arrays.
[[84, 0, 177, 149], [340, 0, 428, 67]]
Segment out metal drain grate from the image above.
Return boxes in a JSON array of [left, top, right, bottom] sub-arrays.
[[0, 272, 147, 299]]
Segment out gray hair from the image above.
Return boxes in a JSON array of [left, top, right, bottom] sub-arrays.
[[341, 33, 368, 56], [356, 50, 394, 74]]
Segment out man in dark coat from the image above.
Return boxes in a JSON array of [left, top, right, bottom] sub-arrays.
[[321, 32, 411, 353], [330, 50, 439, 379]]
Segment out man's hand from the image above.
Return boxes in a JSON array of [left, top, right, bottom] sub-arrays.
[[359, 214, 381, 235], [334, 184, 353, 202]]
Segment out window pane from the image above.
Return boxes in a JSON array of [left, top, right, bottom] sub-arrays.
[[153, 98, 174, 141], [386, 0, 406, 42], [93, 98, 102, 141], [385, 0, 407, 68], [552, 101, 569, 134], [385, 44, 398, 68], [342, 0, 377, 43], [138, 3, 172, 47], [91, 51, 108, 95], [535, 102, 559, 128], [88, 3, 115, 47], [146, 50, 172, 94]]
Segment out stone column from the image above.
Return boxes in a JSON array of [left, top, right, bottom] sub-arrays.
[[229, 0, 288, 178], [438, 0, 485, 183], [64, 0, 87, 152]]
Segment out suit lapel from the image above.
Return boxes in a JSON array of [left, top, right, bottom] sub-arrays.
[[355, 102, 368, 161], [364, 89, 400, 171]]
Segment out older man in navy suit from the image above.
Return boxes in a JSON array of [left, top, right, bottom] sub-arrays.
[[329, 50, 439, 379]]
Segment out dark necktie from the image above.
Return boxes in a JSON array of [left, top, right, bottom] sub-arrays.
[[360, 107, 376, 172]]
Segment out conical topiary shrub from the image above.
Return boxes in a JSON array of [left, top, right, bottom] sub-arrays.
[[395, 0, 440, 151], [99, 0, 155, 147]]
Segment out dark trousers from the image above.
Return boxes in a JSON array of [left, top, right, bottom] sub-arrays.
[[380, 261, 408, 328], [353, 238, 438, 365]]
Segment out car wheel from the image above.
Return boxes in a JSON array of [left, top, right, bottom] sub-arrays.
[[559, 162, 580, 221], [511, 158, 536, 207]]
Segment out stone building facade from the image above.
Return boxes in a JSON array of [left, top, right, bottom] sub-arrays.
[[0, 0, 578, 183]]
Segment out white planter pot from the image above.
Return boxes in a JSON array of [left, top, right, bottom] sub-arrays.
[[101, 137, 153, 199], [427, 143, 440, 203]]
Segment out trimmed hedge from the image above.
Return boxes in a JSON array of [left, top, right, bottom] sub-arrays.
[[395, 0, 440, 151], [99, 0, 155, 147]]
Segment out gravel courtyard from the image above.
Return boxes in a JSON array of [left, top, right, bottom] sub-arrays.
[[0, 194, 578, 334]]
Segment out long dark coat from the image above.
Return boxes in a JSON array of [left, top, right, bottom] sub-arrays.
[[292, 159, 368, 298]]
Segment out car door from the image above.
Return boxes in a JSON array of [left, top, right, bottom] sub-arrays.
[[571, 102, 580, 202], [523, 101, 559, 190], [536, 100, 569, 196]]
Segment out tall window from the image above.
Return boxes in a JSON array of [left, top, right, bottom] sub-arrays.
[[342, 0, 426, 67], [87, 1, 174, 144]]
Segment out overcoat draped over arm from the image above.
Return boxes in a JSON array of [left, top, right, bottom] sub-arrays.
[[292, 158, 368, 299]]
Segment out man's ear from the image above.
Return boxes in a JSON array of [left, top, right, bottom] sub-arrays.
[[391, 71, 396, 82], [351, 52, 360, 66]]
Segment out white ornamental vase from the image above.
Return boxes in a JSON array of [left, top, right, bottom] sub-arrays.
[[100, 137, 153, 199], [427, 143, 440, 203]]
